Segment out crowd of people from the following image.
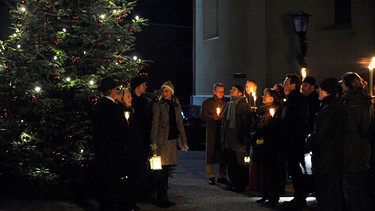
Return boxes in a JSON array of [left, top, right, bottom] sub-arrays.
[[92, 71, 375, 211], [200, 72, 375, 211]]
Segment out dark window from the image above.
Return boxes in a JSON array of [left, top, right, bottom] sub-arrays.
[[335, 0, 351, 23]]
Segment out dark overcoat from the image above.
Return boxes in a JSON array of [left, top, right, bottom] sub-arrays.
[[200, 95, 229, 163]]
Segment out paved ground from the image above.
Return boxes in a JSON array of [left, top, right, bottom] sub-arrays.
[[0, 150, 317, 210]]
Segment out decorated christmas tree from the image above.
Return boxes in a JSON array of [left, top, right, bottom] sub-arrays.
[[0, 0, 148, 199]]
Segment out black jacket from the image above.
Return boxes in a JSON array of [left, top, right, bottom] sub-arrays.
[[340, 91, 373, 172], [280, 89, 309, 156], [306, 95, 347, 175], [93, 97, 129, 180]]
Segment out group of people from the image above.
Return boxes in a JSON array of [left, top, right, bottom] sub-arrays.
[[200, 72, 375, 210], [93, 77, 189, 210]]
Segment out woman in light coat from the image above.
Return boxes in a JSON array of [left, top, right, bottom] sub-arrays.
[[150, 80, 189, 208]]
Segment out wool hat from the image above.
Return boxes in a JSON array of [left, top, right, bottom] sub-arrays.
[[99, 77, 118, 92], [303, 76, 317, 87], [130, 77, 146, 90], [233, 84, 244, 94], [320, 77, 338, 95], [161, 80, 175, 94]]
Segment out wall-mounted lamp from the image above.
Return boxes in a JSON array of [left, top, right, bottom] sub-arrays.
[[291, 11, 311, 68]]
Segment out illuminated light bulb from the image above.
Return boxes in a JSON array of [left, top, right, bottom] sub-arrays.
[[17, 44, 21, 48], [135, 16, 140, 20], [13, 33, 17, 37], [53, 56, 58, 60], [133, 56, 138, 61], [100, 14, 105, 19], [62, 28, 66, 32], [34, 86, 41, 92], [89, 80, 94, 85], [66, 77, 71, 82]]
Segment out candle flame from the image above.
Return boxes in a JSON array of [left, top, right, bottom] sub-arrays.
[[369, 57, 375, 70], [301, 68, 307, 80], [216, 107, 221, 116], [269, 108, 275, 117], [124, 111, 130, 120]]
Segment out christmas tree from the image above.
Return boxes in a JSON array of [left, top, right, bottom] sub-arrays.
[[0, 0, 148, 199]]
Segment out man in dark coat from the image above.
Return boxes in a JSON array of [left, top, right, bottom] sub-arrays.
[[200, 82, 229, 185], [93, 77, 134, 211], [301, 76, 321, 134], [221, 84, 252, 192], [306, 77, 347, 211], [281, 74, 310, 209]]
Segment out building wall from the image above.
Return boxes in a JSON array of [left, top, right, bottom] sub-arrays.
[[193, 0, 375, 104]]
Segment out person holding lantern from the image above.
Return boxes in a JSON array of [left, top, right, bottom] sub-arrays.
[[150, 80, 189, 208], [250, 88, 283, 204], [200, 82, 230, 185]]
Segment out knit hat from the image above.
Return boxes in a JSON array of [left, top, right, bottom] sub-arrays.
[[130, 77, 146, 90], [161, 80, 175, 94], [303, 76, 317, 87], [233, 84, 244, 94], [320, 77, 338, 95], [99, 77, 118, 92]]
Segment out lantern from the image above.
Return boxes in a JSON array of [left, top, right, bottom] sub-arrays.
[[149, 154, 162, 170]]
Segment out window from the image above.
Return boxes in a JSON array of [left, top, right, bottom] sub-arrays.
[[335, 0, 351, 24]]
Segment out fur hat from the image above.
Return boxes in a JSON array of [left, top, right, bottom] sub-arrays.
[[130, 77, 146, 90], [161, 80, 175, 95], [99, 77, 118, 92], [320, 77, 338, 95]]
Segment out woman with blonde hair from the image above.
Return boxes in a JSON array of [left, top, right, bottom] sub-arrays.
[[150, 80, 189, 208]]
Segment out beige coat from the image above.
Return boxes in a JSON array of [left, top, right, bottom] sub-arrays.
[[150, 98, 188, 165]]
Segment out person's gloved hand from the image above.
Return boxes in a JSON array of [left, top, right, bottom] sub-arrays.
[[181, 145, 189, 151], [150, 143, 157, 151]]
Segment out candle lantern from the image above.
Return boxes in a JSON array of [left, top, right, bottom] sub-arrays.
[[149, 151, 162, 170]]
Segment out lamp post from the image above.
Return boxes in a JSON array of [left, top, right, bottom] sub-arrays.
[[291, 11, 311, 68]]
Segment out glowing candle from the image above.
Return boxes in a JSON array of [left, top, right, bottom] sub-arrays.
[[301, 68, 307, 81], [368, 57, 375, 97], [244, 155, 251, 165], [269, 108, 275, 117], [124, 111, 130, 122], [216, 107, 221, 116]]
